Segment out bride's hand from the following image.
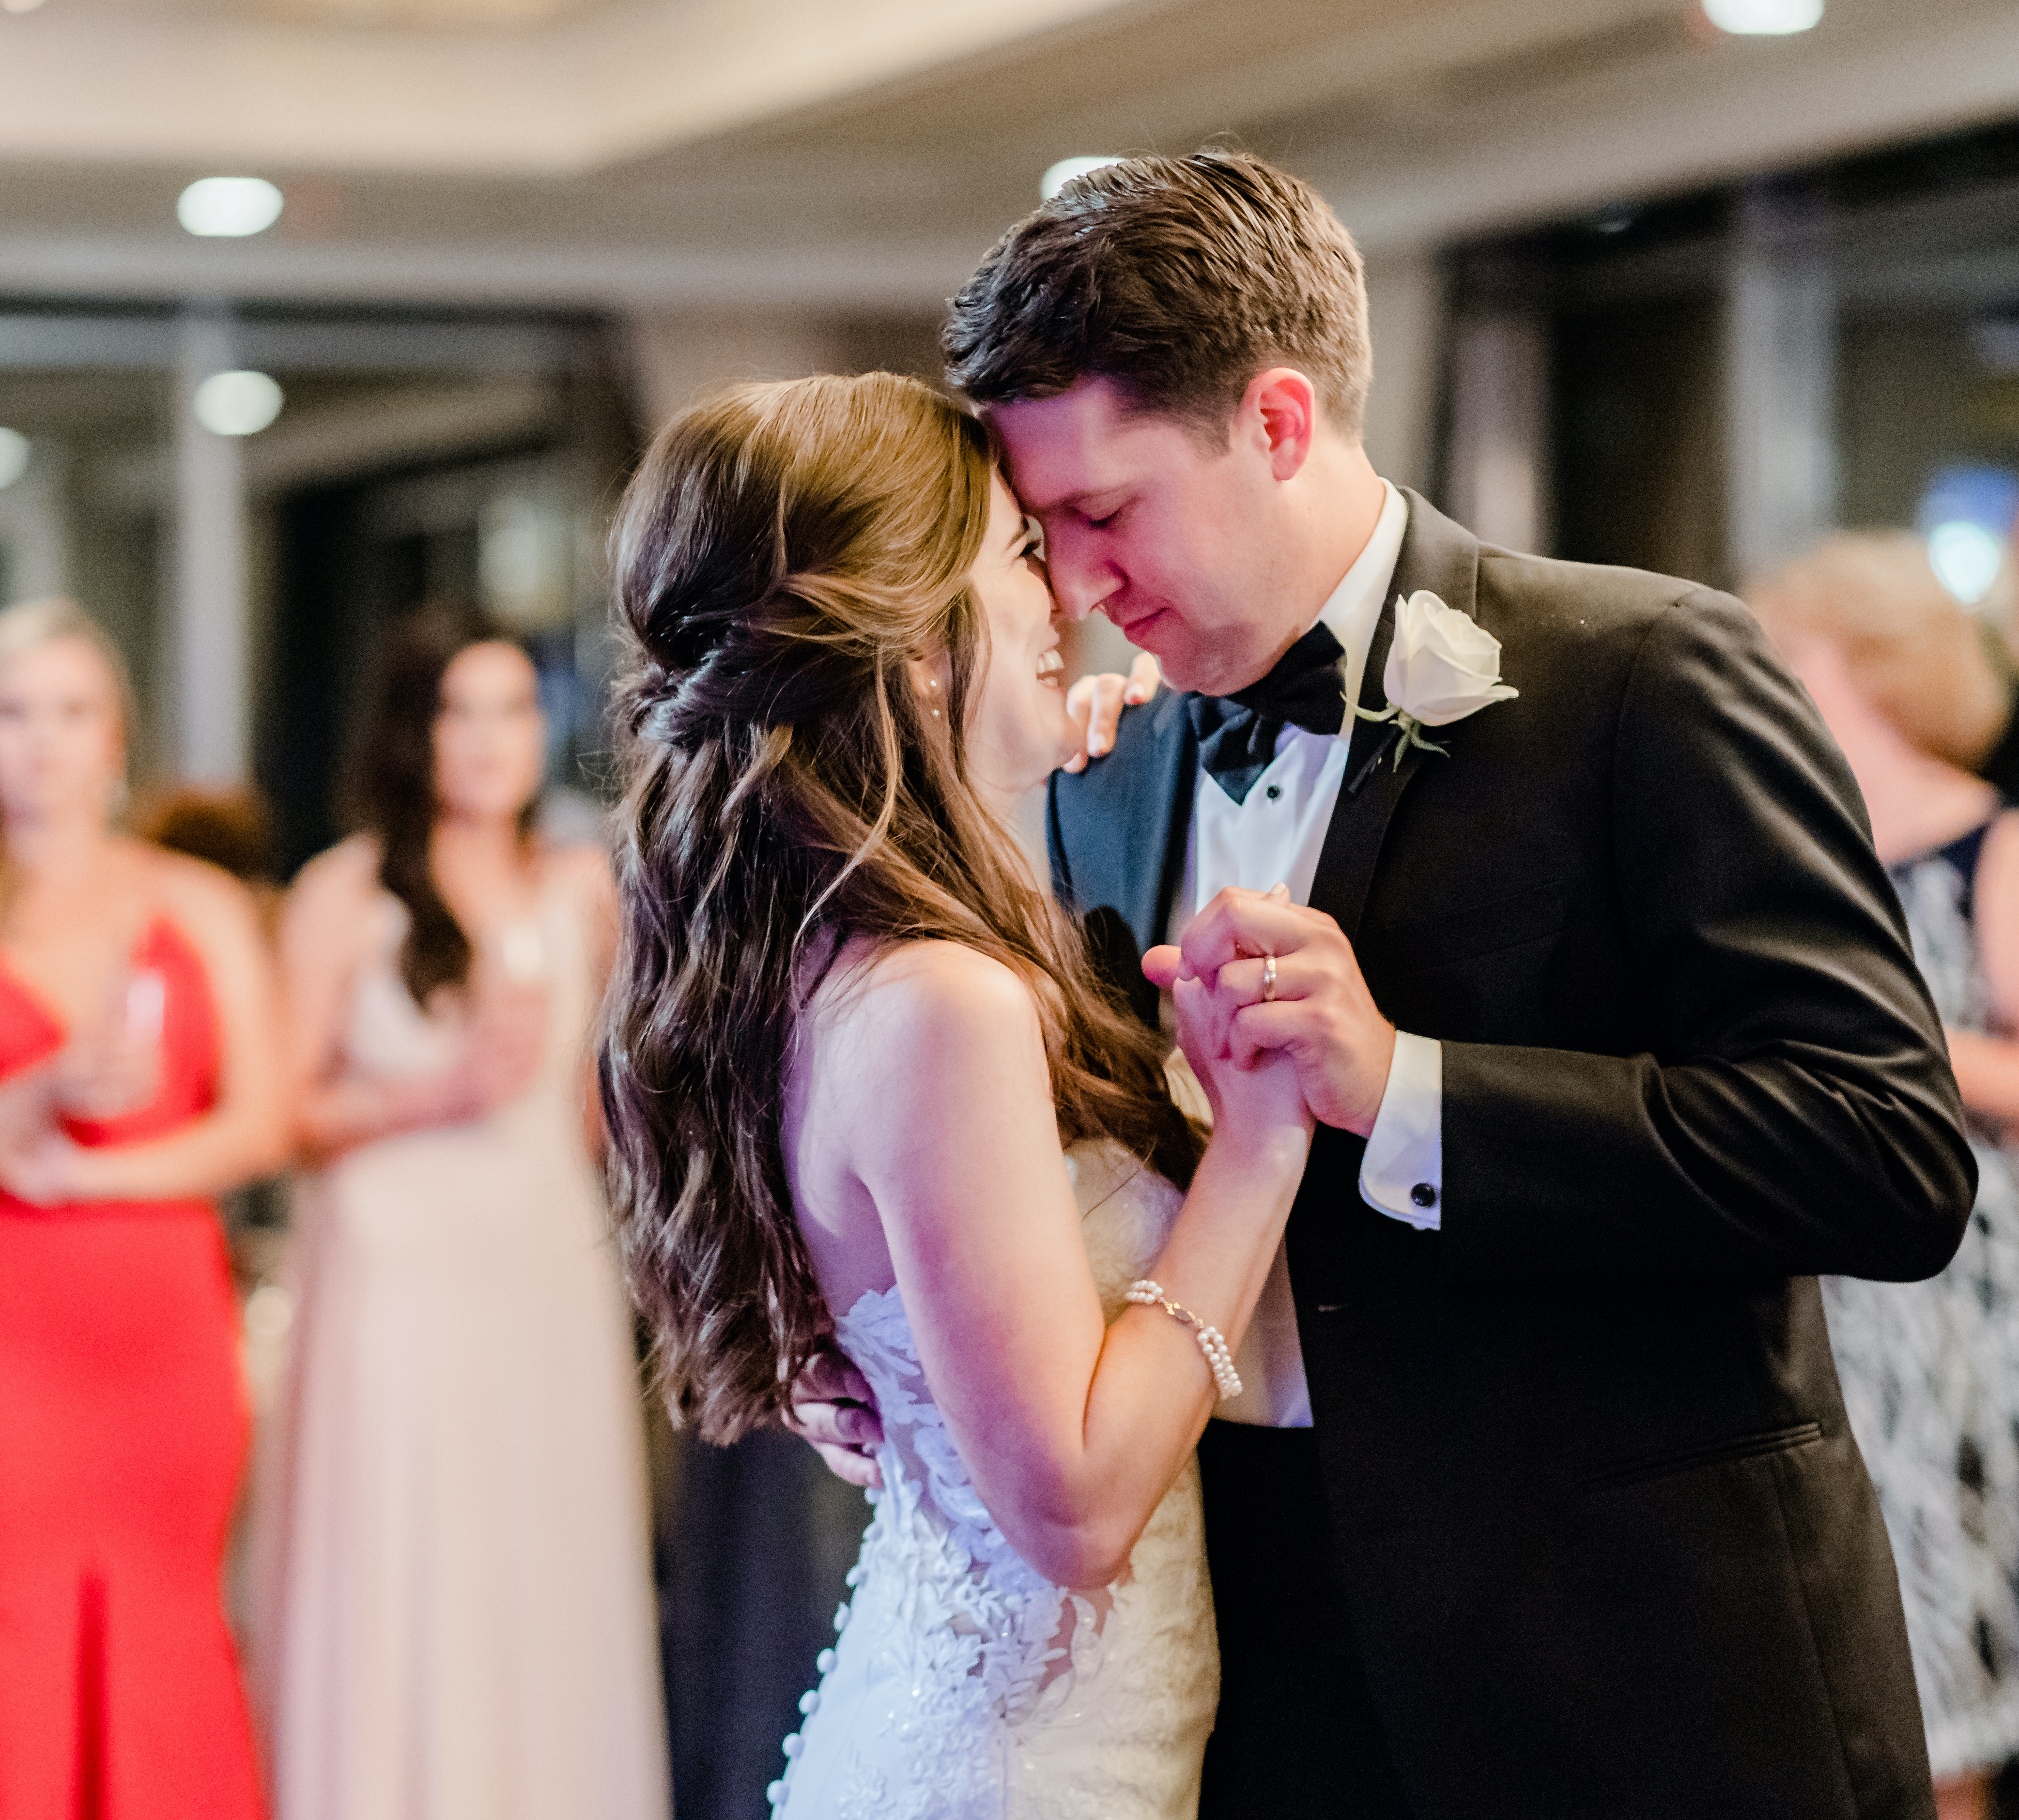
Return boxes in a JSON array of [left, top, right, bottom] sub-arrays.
[[1062, 652, 1160, 773], [1166, 968, 1314, 1153]]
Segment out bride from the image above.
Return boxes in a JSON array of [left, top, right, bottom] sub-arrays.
[[599, 371, 1313, 1819]]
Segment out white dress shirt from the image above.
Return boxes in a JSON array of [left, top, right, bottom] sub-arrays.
[[1170, 480, 1443, 1428]]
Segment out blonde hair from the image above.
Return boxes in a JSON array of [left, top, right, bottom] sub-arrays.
[[0, 596, 134, 711], [599, 372, 1199, 1441], [1745, 532, 2009, 770], [0, 598, 137, 802]]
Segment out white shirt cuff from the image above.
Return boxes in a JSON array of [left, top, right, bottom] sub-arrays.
[[1359, 1031, 1443, 1231]]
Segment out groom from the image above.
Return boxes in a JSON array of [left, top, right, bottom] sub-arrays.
[[800, 151, 1974, 1816], [972, 152, 1979, 1820]]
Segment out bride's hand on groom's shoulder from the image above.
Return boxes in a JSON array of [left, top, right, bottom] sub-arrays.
[[1062, 652, 1160, 773], [1147, 886, 1396, 1140], [786, 1344, 885, 1490]]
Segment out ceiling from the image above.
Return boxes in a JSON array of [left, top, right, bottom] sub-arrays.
[[84, 0, 623, 24], [0, 0, 2013, 309]]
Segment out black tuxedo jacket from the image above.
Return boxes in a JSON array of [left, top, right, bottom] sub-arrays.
[[1048, 491, 1975, 1818]]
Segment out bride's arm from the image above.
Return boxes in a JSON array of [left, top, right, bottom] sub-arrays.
[[836, 940, 1309, 1590]]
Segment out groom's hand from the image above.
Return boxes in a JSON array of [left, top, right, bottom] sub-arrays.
[[785, 1346, 885, 1490], [1149, 887, 1396, 1137]]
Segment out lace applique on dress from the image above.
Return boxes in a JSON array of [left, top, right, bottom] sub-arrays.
[[768, 1140, 1218, 1820], [836, 1283, 1113, 1720]]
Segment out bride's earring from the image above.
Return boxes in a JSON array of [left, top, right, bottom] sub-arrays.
[[925, 677, 942, 720]]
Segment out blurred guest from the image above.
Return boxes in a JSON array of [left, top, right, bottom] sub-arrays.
[[133, 784, 294, 1376], [133, 779, 288, 1211], [1753, 535, 2019, 1820], [134, 783, 281, 931], [1885, 516, 2019, 800], [132, 782, 279, 888], [248, 604, 667, 1820], [0, 598, 289, 1819]]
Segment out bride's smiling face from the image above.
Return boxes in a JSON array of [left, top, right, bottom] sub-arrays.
[[956, 471, 1078, 803]]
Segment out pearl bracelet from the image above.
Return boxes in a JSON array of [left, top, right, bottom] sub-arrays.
[[1125, 1278, 1243, 1401]]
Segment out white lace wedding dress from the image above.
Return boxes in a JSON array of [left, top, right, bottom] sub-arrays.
[[768, 1139, 1219, 1820]]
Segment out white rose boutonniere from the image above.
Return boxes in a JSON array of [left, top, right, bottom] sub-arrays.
[[1354, 590, 1518, 766]]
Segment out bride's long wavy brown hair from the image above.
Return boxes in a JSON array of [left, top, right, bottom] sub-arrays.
[[600, 372, 1199, 1443]]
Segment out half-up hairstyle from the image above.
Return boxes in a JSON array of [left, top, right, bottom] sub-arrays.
[[345, 601, 538, 1007], [601, 371, 1198, 1443]]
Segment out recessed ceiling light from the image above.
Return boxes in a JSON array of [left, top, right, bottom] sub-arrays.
[[1042, 156, 1124, 201], [177, 177, 284, 239], [1701, 0, 1822, 34], [193, 371, 284, 437], [0, 428, 29, 489]]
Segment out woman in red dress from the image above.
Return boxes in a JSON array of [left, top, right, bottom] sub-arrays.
[[0, 599, 290, 1819]]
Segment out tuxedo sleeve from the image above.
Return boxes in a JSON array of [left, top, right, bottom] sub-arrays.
[[1360, 1031, 1443, 1228], [1439, 588, 1974, 1285]]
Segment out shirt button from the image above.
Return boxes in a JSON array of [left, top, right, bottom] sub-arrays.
[[1265, 784, 1282, 799], [1410, 1182, 1437, 1209]]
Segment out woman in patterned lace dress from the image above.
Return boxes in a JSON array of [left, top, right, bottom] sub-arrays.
[[599, 373, 1318, 1819], [1752, 535, 2019, 1820]]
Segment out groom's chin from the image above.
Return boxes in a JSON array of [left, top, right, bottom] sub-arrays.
[[1131, 635, 1200, 694], [1122, 622, 1263, 698], [1160, 649, 1251, 699]]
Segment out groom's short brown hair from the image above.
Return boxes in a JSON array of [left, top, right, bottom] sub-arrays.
[[943, 150, 1372, 444]]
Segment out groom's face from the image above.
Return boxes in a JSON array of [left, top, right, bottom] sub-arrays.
[[989, 377, 1304, 696]]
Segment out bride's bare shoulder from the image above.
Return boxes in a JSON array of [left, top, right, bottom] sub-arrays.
[[801, 936, 1043, 1087], [788, 939, 1047, 1242]]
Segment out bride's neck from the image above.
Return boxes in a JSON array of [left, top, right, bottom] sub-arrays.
[[971, 776, 1028, 828]]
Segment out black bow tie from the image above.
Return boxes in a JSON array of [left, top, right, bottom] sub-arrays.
[[1186, 622, 1347, 805]]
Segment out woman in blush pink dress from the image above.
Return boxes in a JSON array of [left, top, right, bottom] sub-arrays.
[[249, 605, 667, 1820]]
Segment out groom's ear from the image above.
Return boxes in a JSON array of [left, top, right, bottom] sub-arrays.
[[1243, 367, 1320, 482]]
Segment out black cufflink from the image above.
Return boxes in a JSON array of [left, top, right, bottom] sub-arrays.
[[1410, 1182, 1437, 1209]]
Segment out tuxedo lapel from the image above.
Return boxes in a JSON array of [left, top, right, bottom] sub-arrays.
[[1046, 687, 1197, 963], [1308, 489, 1483, 943]]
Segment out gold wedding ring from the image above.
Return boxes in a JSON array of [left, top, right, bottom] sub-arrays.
[[1262, 952, 1278, 1003]]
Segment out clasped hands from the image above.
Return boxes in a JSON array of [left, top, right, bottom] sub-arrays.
[[787, 885, 1396, 1488], [1061, 660, 1396, 1127], [1148, 883, 1396, 1139]]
